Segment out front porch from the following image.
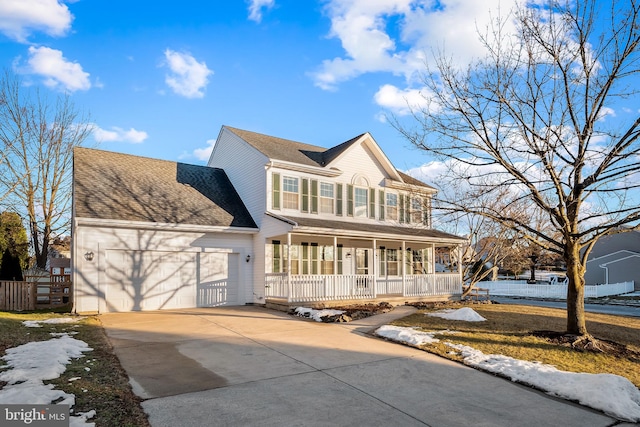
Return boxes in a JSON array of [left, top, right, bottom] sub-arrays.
[[261, 214, 466, 307], [265, 272, 462, 305]]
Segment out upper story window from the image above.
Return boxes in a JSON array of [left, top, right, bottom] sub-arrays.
[[386, 193, 398, 220], [411, 197, 423, 224], [320, 182, 334, 214], [354, 187, 368, 218], [282, 176, 299, 209]]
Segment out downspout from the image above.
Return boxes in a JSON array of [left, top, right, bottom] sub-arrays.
[[599, 264, 609, 285]]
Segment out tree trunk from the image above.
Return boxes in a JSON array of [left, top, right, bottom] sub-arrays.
[[565, 244, 587, 336]]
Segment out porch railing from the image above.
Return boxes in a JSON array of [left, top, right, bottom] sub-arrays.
[[265, 273, 461, 303]]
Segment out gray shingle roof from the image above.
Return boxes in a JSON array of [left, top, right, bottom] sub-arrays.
[[225, 126, 367, 168], [74, 147, 257, 229], [225, 126, 434, 189], [396, 170, 436, 190], [274, 215, 465, 242]]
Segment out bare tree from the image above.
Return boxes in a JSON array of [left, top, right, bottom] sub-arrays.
[[395, 0, 640, 340], [433, 180, 535, 293], [0, 70, 92, 268]]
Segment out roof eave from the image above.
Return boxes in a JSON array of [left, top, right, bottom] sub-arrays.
[[74, 217, 259, 234], [267, 159, 343, 177]]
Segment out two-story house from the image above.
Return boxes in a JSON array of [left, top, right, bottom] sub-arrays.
[[71, 126, 465, 313]]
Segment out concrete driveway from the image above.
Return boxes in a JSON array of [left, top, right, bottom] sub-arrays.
[[100, 306, 617, 427]]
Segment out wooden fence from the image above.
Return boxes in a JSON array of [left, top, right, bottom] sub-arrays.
[[0, 281, 72, 311]]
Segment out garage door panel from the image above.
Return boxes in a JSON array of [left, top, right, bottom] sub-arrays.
[[103, 250, 240, 312]]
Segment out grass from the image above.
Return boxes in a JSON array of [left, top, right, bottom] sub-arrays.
[[0, 311, 150, 427], [392, 302, 640, 388]]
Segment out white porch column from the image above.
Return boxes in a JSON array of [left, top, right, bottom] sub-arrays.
[[458, 244, 463, 292], [402, 241, 406, 297], [431, 243, 436, 274], [333, 236, 337, 275], [372, 239, 377, 298], [287, 233, 292, 302]]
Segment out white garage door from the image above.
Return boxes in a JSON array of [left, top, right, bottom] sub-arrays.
[[103, 250, 240, 312]]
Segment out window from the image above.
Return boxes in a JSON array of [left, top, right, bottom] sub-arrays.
[[423, 198, 432, 227], [282, 176, 299, 209], [354, 187, 368, 217], [289, 245, 299, 274], [379, 190, 385, 220], [387, 249, 399, 276], [320, 182, 334, 214], [412, 250, 423, 274], [411, 197, 423, 223], [321, 246, 334, 274], [386, 193, 398, 220]]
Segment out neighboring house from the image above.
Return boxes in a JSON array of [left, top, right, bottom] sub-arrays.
[[585, 230, 640, 290], [72, 126, 466, 313]]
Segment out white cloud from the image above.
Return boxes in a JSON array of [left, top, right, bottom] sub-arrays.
[[26, 46, 91, 92], [596, 106, 616, 122], [405, 160, 450, 185], [247, 0, 275, 23], [374, 83, 433, 118], [92, 125, 148, 144], [193, 139, 216, 161], [312, 0, 520, 90], [163, 49, 213, 99], [0, 0, 73, 42]]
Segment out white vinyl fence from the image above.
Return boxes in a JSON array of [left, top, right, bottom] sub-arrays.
[[478, 280, 634, 299]]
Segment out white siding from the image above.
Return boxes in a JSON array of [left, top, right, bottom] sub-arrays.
[[208, 128, 269, 227], [73, 223, 253, 313], [331, 142, 390, 187], [266, 142, 414, 226]]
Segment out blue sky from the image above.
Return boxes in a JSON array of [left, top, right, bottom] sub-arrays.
[[0, 0, 515, 175]]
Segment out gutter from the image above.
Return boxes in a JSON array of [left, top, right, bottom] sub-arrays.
[[74, 217, 259, 234]]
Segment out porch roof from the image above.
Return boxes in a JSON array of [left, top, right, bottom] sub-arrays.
[[268, 213, 466, 244]]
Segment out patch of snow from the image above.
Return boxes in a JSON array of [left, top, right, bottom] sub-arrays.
[[427, 307, 486, 322], [294, 307, 344, 322], [0, 334, 95, 425], [68, 377, 81, 382], [449, 343, 640, 422], [375, 325, 441, 345], [23, 317, 81, 328], [375, 324, 640, 422]]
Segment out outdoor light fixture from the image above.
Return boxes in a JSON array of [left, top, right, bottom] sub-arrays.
[[84, 251, 95, 261], [246, 254, 251, 263]]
